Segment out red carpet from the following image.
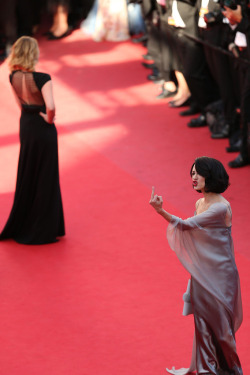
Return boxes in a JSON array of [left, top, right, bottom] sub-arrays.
[[0, 30, 249, 375]]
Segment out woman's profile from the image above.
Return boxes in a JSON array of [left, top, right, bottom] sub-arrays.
[[149, 156, 243, 375], [0, 36, 65, 245]]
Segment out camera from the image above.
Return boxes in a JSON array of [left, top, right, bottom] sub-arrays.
[[204, 10, 223, 24]]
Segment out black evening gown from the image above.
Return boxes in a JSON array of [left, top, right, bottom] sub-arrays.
[[0, 70, 65, 245]]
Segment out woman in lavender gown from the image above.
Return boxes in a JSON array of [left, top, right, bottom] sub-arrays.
[[149, 156, 243, 375]]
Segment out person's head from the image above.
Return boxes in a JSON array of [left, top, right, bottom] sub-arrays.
[[190, 156, 230, 194], [9, 36, 39, 72]]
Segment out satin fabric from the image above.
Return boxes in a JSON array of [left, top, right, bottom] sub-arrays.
[[166, 202, 243, 375]]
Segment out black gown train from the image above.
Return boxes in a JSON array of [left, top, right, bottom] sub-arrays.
[[0, 70, 65, 245]]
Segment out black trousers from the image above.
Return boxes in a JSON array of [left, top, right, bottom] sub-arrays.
[[201, 25, 240, 139], [234, 49, 250, 161], [172, 27, 220, 110], [146, 11, 162, 69]]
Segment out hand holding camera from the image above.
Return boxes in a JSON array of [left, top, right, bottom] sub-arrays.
[[222, 4, 243, 24]]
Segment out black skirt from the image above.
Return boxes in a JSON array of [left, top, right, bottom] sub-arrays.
[[0, 109, 65, 245]]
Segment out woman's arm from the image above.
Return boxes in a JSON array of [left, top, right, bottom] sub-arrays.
[[149, 187, 227, 229], [149, 186, 173, 222], [40, 80, 56, 124]]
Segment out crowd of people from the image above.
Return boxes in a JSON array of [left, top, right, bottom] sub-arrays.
[[1, 0, 250, 169], [138, 0, 250, 168], [0, 0, 146, 57], [0, 4, 246, 374], [0, 0, 94, 57]]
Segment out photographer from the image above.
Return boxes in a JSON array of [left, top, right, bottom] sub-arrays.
[[186, 0, 241, 140]]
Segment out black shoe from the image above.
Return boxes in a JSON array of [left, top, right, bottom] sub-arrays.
[[211, 124, 229, 139], [156, 88, 177, 99], [169, 98, 191, 108], [142, 53, 153, 61], [228, 154, 249, 168], [48, 28, 72, 40], [187, 115, 207, 128], [226, 145, 241, 153], [142, 62, 156, 69], [179, 103, 200, 116]]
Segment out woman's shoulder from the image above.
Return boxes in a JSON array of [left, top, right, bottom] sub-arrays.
[[209, 199, 232, 218], [33, 72, 52, 90], [195, 197, 231, 215], [33, 71, 51, 80], [212, 197, 231, 209]]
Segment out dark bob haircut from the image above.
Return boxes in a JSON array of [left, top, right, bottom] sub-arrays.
[[190, 156, 230, 193]]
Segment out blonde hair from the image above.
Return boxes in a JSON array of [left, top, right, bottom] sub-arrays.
[[9, 36, 39, 72]]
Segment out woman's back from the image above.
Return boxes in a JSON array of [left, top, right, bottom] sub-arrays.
[[10, 71, 50, 109]]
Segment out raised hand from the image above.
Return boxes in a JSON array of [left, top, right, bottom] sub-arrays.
[[149, 186, 163, 212], [222, 5, 242, 25]]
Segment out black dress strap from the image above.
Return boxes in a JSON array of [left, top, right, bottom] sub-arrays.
[[33, 72, 51, 91]]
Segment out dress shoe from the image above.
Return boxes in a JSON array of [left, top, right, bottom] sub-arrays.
[[48, 28, 72, 40], [187, 115, 207, 128], [142, 62, 156, 69], [156, 88, 177, 99], [228, 154, 249, 168], [179, 103, 201, 116], [211, 124, 229, 139], [226, 145, 241, 152], [142, 53, 153, 61], [169, 98, 191, 108]]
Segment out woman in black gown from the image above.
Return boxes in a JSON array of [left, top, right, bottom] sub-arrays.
[[0, 36, 65, 245]]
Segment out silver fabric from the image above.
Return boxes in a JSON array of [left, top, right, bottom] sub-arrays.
[[166, 202, 243, 375], [182, 279, 193, 316]]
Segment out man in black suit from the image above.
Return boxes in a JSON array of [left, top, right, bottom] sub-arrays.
[[223, 3, 250, 167]]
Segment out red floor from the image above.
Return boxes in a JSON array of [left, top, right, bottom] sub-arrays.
[[0, 30, 249, 375]]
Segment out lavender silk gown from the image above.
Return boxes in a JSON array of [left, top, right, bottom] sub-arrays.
[[166, 202, 243, 375]]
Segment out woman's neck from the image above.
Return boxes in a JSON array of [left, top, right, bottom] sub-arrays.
[[202, 191, 220, 204]]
